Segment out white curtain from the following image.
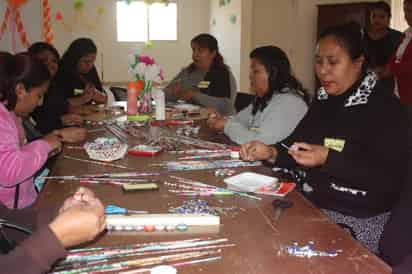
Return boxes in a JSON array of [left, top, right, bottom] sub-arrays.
[[391, 0, 409, 32]]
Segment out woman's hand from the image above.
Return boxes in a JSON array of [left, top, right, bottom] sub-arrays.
[[240, 141, 276, 161], [92, 90, 108, 104], [207, 111, 226, 131], [80, 86, 95, 104], [59, 187, 97, 213], [50, 188, 105, 248], [288, 142, 329, 168], [61, 114, 83, 126], [53, 127, 87, 143], [42, 133, 62, 152]]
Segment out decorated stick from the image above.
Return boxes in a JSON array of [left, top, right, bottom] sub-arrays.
[[63, 155, 131, 169]]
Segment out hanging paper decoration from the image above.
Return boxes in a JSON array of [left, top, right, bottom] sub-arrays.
[[55, 2, 105, 33], [55, 11, 72, 32], [97, 7, 105, 15], [229, 14, 237, 24], [73, 0, 84, 11], [145, 40, 154, 49], [219, 0, 231, 7], [42, 0, 53, 43], [7, 0, 27, 9], [211, 18, 216, 27], [0, 0, 30, 52]]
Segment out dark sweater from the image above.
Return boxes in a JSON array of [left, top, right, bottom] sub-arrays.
[[364, 28, 403, 68], [273, 73, 407, 218], [379, 172, 412, 270], [0, 204, 67, 274], [55, 66, 103, 100], [31, 81, 69, 134]]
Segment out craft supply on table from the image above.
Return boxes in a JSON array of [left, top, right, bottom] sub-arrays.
[[176, 125, 200, 137], [122, 183, 159, 192], [128, 145, 162, 157], [155, 159, 261, 171], [169, 149, 231, 155], [53, 238, 232, 274], [224, 172, 296, 197], [105, 205, 148, 215], [106, 213, 220, 232], [84, 137, 128, 162], [63, 155, 131, 169], [272, 199, 293, 223], [105, 123, 130, 143], [279, 241, 341, 258], [214, 168, 236, 177], [168, 176, 261, 200], [168, 200, 240, 216], [51, 249, 221, 274], [41, 172, 162, 181]]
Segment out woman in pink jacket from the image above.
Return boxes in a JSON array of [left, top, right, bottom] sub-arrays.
[[0, 52, 85, 208]]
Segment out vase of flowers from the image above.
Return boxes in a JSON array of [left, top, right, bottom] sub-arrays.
[[128, 51, 164, 115]]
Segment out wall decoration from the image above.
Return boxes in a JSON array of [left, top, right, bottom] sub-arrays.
[[229, 14, 237, 24], [211, 18, 216, 27], [219, 0, 231, 7], [54, 2, 106, 33], [42, 0, 53, 43], [0, 0, 30, 52]]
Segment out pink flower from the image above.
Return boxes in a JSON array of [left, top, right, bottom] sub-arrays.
[[138, 55, 155, 65]]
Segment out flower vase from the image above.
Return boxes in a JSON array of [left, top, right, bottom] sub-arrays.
[[133, 80, 152, 121]]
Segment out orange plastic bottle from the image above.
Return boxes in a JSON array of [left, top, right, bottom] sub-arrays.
[[127, 81, 143, 115]]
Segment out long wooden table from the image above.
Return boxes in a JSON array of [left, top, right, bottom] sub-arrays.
[[36, 112, 392, 274]]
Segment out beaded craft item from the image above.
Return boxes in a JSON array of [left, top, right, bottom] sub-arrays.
[[84, 137, 128, 162]]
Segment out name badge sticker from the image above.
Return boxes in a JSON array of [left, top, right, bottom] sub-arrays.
[[324, 138, 345, 152], [197, 81, 210, 89]]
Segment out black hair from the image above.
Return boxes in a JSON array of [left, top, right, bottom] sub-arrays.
[[28, 42, 60, 60], [370, 1, 392, 17], [0, 52, 50, 110], [250, 46, 309, 115], [188, 33, 226, 72], [59, 38, 97, 73], [318, 22, 368, 73]]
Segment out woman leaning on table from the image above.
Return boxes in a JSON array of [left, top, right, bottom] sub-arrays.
[[164, 33, 237, 115], [55, 38, 107, 107], [0, 187, 106, 274], [0, 52, 86, 209], [206, 46, 309, 145], [240, 23, 407, 253]]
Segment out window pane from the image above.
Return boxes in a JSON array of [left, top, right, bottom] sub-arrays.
[[149, 3, 177, 40], [117, 1, 148, 42]]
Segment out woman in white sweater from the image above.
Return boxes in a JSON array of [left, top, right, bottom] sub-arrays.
[[207, 46, 309, 145]]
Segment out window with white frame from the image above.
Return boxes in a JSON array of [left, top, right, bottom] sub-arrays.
[[116, 1, 177, 42]]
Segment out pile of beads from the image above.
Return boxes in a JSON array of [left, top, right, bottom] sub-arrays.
[[84, 137, 128, 162], [106, 223, 188, 232], [279, 241, 341, 258], [169, 200, 219, 216], [176, 125, 200, 137], [214, 168, 236, 177], [168, 200, 240, 216]]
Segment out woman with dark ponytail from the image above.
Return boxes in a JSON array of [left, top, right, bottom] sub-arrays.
[[207, 46, 309, 145], [164, 33, 236, 114]]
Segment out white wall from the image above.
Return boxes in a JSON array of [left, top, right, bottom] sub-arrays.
[[0, 0, 41, 53], [52, 0, 210, 83], [210, 0, 242, 91]]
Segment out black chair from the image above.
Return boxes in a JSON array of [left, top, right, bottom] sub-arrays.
[[234, 92, 254, 112], [110, 86, 127, 101]]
